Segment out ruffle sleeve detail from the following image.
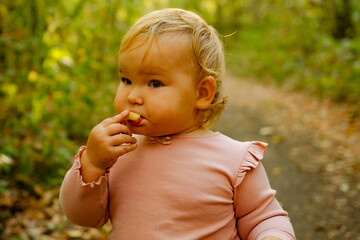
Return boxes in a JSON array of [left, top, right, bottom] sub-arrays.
[[74, 146, 110, 188], [234, 141, 268, 188]]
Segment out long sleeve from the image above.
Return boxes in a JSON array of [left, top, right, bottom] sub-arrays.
[[59, 146, 110, 228], [234, 163, 295, 240]]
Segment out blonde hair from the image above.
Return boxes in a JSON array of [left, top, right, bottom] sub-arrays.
[[119, 8, 227, 126]]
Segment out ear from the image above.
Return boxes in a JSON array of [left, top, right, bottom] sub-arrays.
[[195, 76, 217, 109]]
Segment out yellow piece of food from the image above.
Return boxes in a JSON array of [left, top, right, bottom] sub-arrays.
[[127, 112, 140, 121]]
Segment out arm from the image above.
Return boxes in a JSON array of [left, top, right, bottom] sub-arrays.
[[234, 163, 295, 240], [59, 147, 110, 227], [60, 110, 137, 227]]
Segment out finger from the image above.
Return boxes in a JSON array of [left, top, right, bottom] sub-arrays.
[[110, 134, 137, 146], [101, 110, 130, 127], [113, 143, 137, 156], [106, 123, 132, 136]]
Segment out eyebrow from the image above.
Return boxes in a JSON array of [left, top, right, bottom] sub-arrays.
[[139, 68, 163, 75], [118, 68, 128, 74], [118, 69, 161, 77]]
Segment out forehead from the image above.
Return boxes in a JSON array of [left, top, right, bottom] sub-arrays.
[[122, 33, 191, 56], [119, 33, 197, 73]]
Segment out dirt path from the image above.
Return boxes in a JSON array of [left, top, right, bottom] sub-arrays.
[[1, 74, 359, 239], [213, 74, 360, 240]]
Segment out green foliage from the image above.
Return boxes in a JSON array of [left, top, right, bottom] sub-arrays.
[[226, 1, 360, 105], [0, 0, 134, 188], [0, 0, 359, 189]]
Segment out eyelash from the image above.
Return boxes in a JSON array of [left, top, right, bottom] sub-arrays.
[[121, 78, 163, 88], [149, 80, 163, 88], [121, 78, 132, 85]]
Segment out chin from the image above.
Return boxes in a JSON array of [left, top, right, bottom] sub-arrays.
[[129, 126, 152, 136], [132, 129, 169, 137]]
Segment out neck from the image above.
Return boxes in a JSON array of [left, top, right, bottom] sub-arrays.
[[177, 126, 213, 136], [149, 127, 212, 138]]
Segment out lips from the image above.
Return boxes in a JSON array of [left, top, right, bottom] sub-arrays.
[[127, 111, 143, 127], [128, 117, 143, 127]]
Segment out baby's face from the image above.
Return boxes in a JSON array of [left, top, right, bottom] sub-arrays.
[[115, 34, 201, 137]]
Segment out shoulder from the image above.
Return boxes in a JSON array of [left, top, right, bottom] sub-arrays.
[[205, 132, 266, 154], [211, 133, 268, 187]]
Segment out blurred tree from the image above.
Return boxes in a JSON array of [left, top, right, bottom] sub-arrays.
[[331, 0, 355, 39]]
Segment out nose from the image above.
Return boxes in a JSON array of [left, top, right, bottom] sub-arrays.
[[127, 86, 144, 105]]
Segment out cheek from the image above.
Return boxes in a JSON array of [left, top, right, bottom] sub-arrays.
[[152, 92, 196, 119], [113, 98, 121, 114], [114, 88, 126, 113]]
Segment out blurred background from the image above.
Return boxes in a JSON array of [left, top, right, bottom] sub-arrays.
[[0, 0, 359, 239]]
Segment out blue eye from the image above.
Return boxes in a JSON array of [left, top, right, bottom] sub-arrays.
[[149, 80, 163, 88], [121, 78, 132, 85]]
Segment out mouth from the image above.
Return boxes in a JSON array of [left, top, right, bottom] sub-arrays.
[[128, 117, 143, 127], [127, 111, 143, 127]]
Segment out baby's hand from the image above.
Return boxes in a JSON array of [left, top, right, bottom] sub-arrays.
[[81, 110, 137, 181]]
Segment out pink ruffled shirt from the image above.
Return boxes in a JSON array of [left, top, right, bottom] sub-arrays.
[[60, 132, 295, 239]]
